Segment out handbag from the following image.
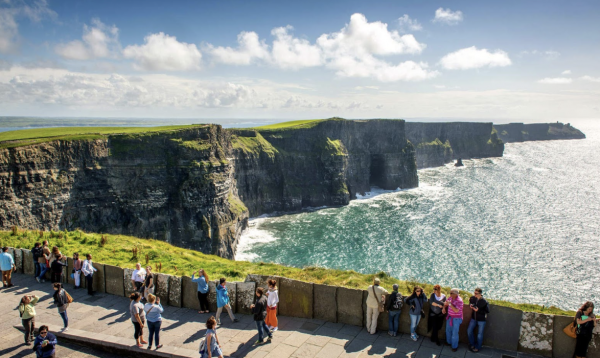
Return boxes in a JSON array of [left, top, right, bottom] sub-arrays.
[[563, 322, 577, 338], [63, 289, 74, 304], [372, 286, 385, 313], [420, 309, 426, 319]]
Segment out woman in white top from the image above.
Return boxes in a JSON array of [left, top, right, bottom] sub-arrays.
[[265, 279, 279, 332]]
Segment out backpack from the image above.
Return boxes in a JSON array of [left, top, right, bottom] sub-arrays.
[[392, 292, 404, 310], [198, 337, 207, 354], [63, 289, 74, 304]]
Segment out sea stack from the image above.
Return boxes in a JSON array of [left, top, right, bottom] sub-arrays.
[[455, 158, 464, 167]]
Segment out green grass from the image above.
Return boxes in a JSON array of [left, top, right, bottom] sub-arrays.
[[231, 132, 279, 158], [253, 119, 323, 130], [0, 228, 574, 315], [416, 138, 452, 149]]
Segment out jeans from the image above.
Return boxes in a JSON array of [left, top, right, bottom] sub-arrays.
[[59, 310, 69, 328], [388, 310, 400, 334], [410, 314, 421, 335], [34, 262, 41, 278], [255, 320, 272, 342], [86, 274, 94, 295], [468, 319, 486, 350], [38, 263, 50, 280], [446, 318, 463, 349], [147, 320, 162, 347]]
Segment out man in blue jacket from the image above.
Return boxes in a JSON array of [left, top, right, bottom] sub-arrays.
[[33, 325, 57, 358], [216, 277, 239, 325]]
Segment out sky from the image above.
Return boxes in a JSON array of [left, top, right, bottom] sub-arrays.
[[0, 0, 599, 121]]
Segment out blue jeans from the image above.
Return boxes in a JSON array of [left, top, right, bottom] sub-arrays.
[[38, 263, 50, 280], [388, 310, 400, 334], [409, 314, 421, 335], [34, 262, 41, 278], [468, 319, 486, 350], [59, 310, 68, 328], [446, 318, 463, 349], [255, 320, 271, 342], [147, 320, 161, 347]]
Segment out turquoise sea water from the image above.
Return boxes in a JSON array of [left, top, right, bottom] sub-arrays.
[[236, 119, 600, 311]]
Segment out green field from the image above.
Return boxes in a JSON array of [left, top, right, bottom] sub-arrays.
[[0, 228, 573, 315], [253, 119, 322, 130]]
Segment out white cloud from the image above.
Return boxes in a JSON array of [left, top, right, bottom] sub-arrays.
[[433, 8, 463, 25], [205, 31, 269, 65], [398, 15, 422, 33], [123, 33, 202, 71], [519, 50, 561, 60], [538, 77, 572, 84], [270, 26, 323, 69], [55, 18, 120, 60], [0, 8, 18, 53], [440, 46, 512, 70], [0, 0, 56, 53], [580, 75, 600, 83], [561, 70, 571, 75]]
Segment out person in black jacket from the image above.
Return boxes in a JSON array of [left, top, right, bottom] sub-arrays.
[[50, 255, 67, 283], [250, 287, 272, 345], [52, 283, 70, 331], [31, 243, 42, 278], [467, 288, 490, 352], [386, 284, 403, 337]]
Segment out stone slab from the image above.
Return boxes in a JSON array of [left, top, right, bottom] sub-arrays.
[[104, 264, 124, 297], [168, 274, 182, 307], [123, 268, 135, 295], [154, 273, 170, 303], [14, 248, 23, 273], [314, 284, 337, 323], [236, 281, 256, 315], [22, 249, 34, 275], [459, 303, 473, 343], [225, 281, 237, 313], [279, 277, 313, 319], [245, 274, 281, 292], [181, 276, 200, 311], [483, 305, 523, 351], [208, 280, 218, 312], [91, 262, 105, 293], [552, 315, 576, 358], [336, 287, 363, 327], [518, 312, 553, 357]]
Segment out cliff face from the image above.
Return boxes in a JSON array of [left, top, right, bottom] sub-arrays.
[[405, 122, 504, 169], [0, 125, 248, 259], [233, 119, 418, 217], [494, 122, 586, 143]]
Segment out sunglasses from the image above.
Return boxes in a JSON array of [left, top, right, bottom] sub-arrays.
[[40, 331, 47, 334]]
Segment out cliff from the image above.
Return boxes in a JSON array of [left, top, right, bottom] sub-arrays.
[[405, 122, 504, 169], [494, 122, 586, 142]]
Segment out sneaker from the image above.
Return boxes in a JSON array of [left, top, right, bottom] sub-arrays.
[[253, 340, 264, 346], [272, 327, 278, 332], [216, 320, 221, 326], [147, 346, 152, 350], [411, 333, 418, 341], [388, 331, 393, 336], [233, 318, 239, 323], [393, 332, 397, 337], [156, 344, 163, 349], [41, 279, 46, 283], [36, 277, 40, 283], [25, 342, 31, 346]]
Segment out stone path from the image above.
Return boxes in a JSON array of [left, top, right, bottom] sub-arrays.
[[1, 274, 536, 358]]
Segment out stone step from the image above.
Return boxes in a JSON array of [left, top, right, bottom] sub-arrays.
[[13, 324, 198, 358]]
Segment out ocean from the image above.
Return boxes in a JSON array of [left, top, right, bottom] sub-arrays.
[[236, 119, 600, 311]]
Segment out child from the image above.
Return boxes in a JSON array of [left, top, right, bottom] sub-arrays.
[[265, 279, 279, 332]]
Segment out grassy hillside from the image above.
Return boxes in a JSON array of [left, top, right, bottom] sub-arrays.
[[0, 228, 573, 316], [253, 119, 322, 130]]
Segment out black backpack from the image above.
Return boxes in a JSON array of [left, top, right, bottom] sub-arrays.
[[392, 293, 404, 310], [32, 247, 41, 261]]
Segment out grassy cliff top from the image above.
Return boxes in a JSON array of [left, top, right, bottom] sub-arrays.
[[0, 125, 207, 149], [253, 119, 323, 130], [0, 228, 573, 316]]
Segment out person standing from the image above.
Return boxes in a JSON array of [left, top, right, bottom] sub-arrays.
[[33, 325, 57, 358], [129, 292, 148, 347], [467, 288, 490, 352], [19, 294, 39, 345], [81, 254, 97, 295], [366, 277, 389, 335], [215, 278, 238, 325], [443, 288, 464, 352], [143, 266, 154, 300], [428, 285, 446, 346], [574, 301, 598, 358], [386, 284, 403, 337], [50, 254, 67, 283], [200, 316, 223, 358], [52, 283, 70, 332], [405, 286, 428, 341], [36, 242, 51, 283], [250, 287, 273, 345], [72, 253, 83, 289], [131, 263, 146, 296], [32, 243, 42, 279], [192, 269, 210, 313], [1, 247, 15, 287], [48, 247, 61, 267], [144, 294, 164, 350], [265, 279, 279, 332]]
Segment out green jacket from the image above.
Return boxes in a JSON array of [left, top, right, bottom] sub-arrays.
[[19, 296, 39, 320]]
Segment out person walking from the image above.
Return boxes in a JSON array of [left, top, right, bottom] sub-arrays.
[[366, 277, 389, 335], [52, 283, 70, 332], [265, 279, 279, 332], [72, 253, 83, 289], [19, 294, 39, 345], [50, 254, 67, 283], [200, 316, 223, 358], [216, 278, 238, 325], [36, 242, 51, 283], [33, 325, 57, 358], [386, 284, 403, 337], [130, 292, 148, 347], [467, 288, 490, 352], [32, 243, 42, 279], [81, 254, 97, 295], [131, 263, 146, 296], [428, 285, 446, 346], [574, 301, 598, 358], [443, 288, 464, 352], [143, 266, 155, 300], [406, 286, 427, 341], [192, 269, 210, 313], [144, 294, 164, 350], [1, 247, 15, 287], [251, 287, 273, 345]]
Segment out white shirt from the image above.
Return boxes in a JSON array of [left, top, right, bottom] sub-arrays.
[[81, 260, 97, 276], [132, 268, 146, 282], [267, 289, 279, 307]]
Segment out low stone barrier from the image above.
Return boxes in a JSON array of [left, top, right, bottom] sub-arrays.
[[104, 264, 124, 297], [22, 249, 35, 275], [168, 275, 182, 307], [313, 284, 337, 323], [484, 305, 522, 351], [518, 311, 554, 357], [236, 281, 256, 315], [279, 278, 313, 319], [154, 273, 170, 303], [182, 276, 200, 311], [208, 280, 218, 312], [92, 262, 105, 293], [553, 315, 576, 358], [14, 248, 23, 273], [336, 287, 363, 326], [123, 268, 135, 296]]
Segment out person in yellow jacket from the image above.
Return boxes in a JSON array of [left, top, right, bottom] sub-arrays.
[[366, 278, 388, 334], [19, 294, 39, 345]]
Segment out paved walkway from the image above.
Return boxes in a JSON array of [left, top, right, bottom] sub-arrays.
[[2, 274, 531, 358]]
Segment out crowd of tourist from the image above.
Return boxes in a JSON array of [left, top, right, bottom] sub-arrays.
[[4, 244, 599, 357]]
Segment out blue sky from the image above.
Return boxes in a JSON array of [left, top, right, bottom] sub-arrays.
[[0, 0, 599, 120]]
